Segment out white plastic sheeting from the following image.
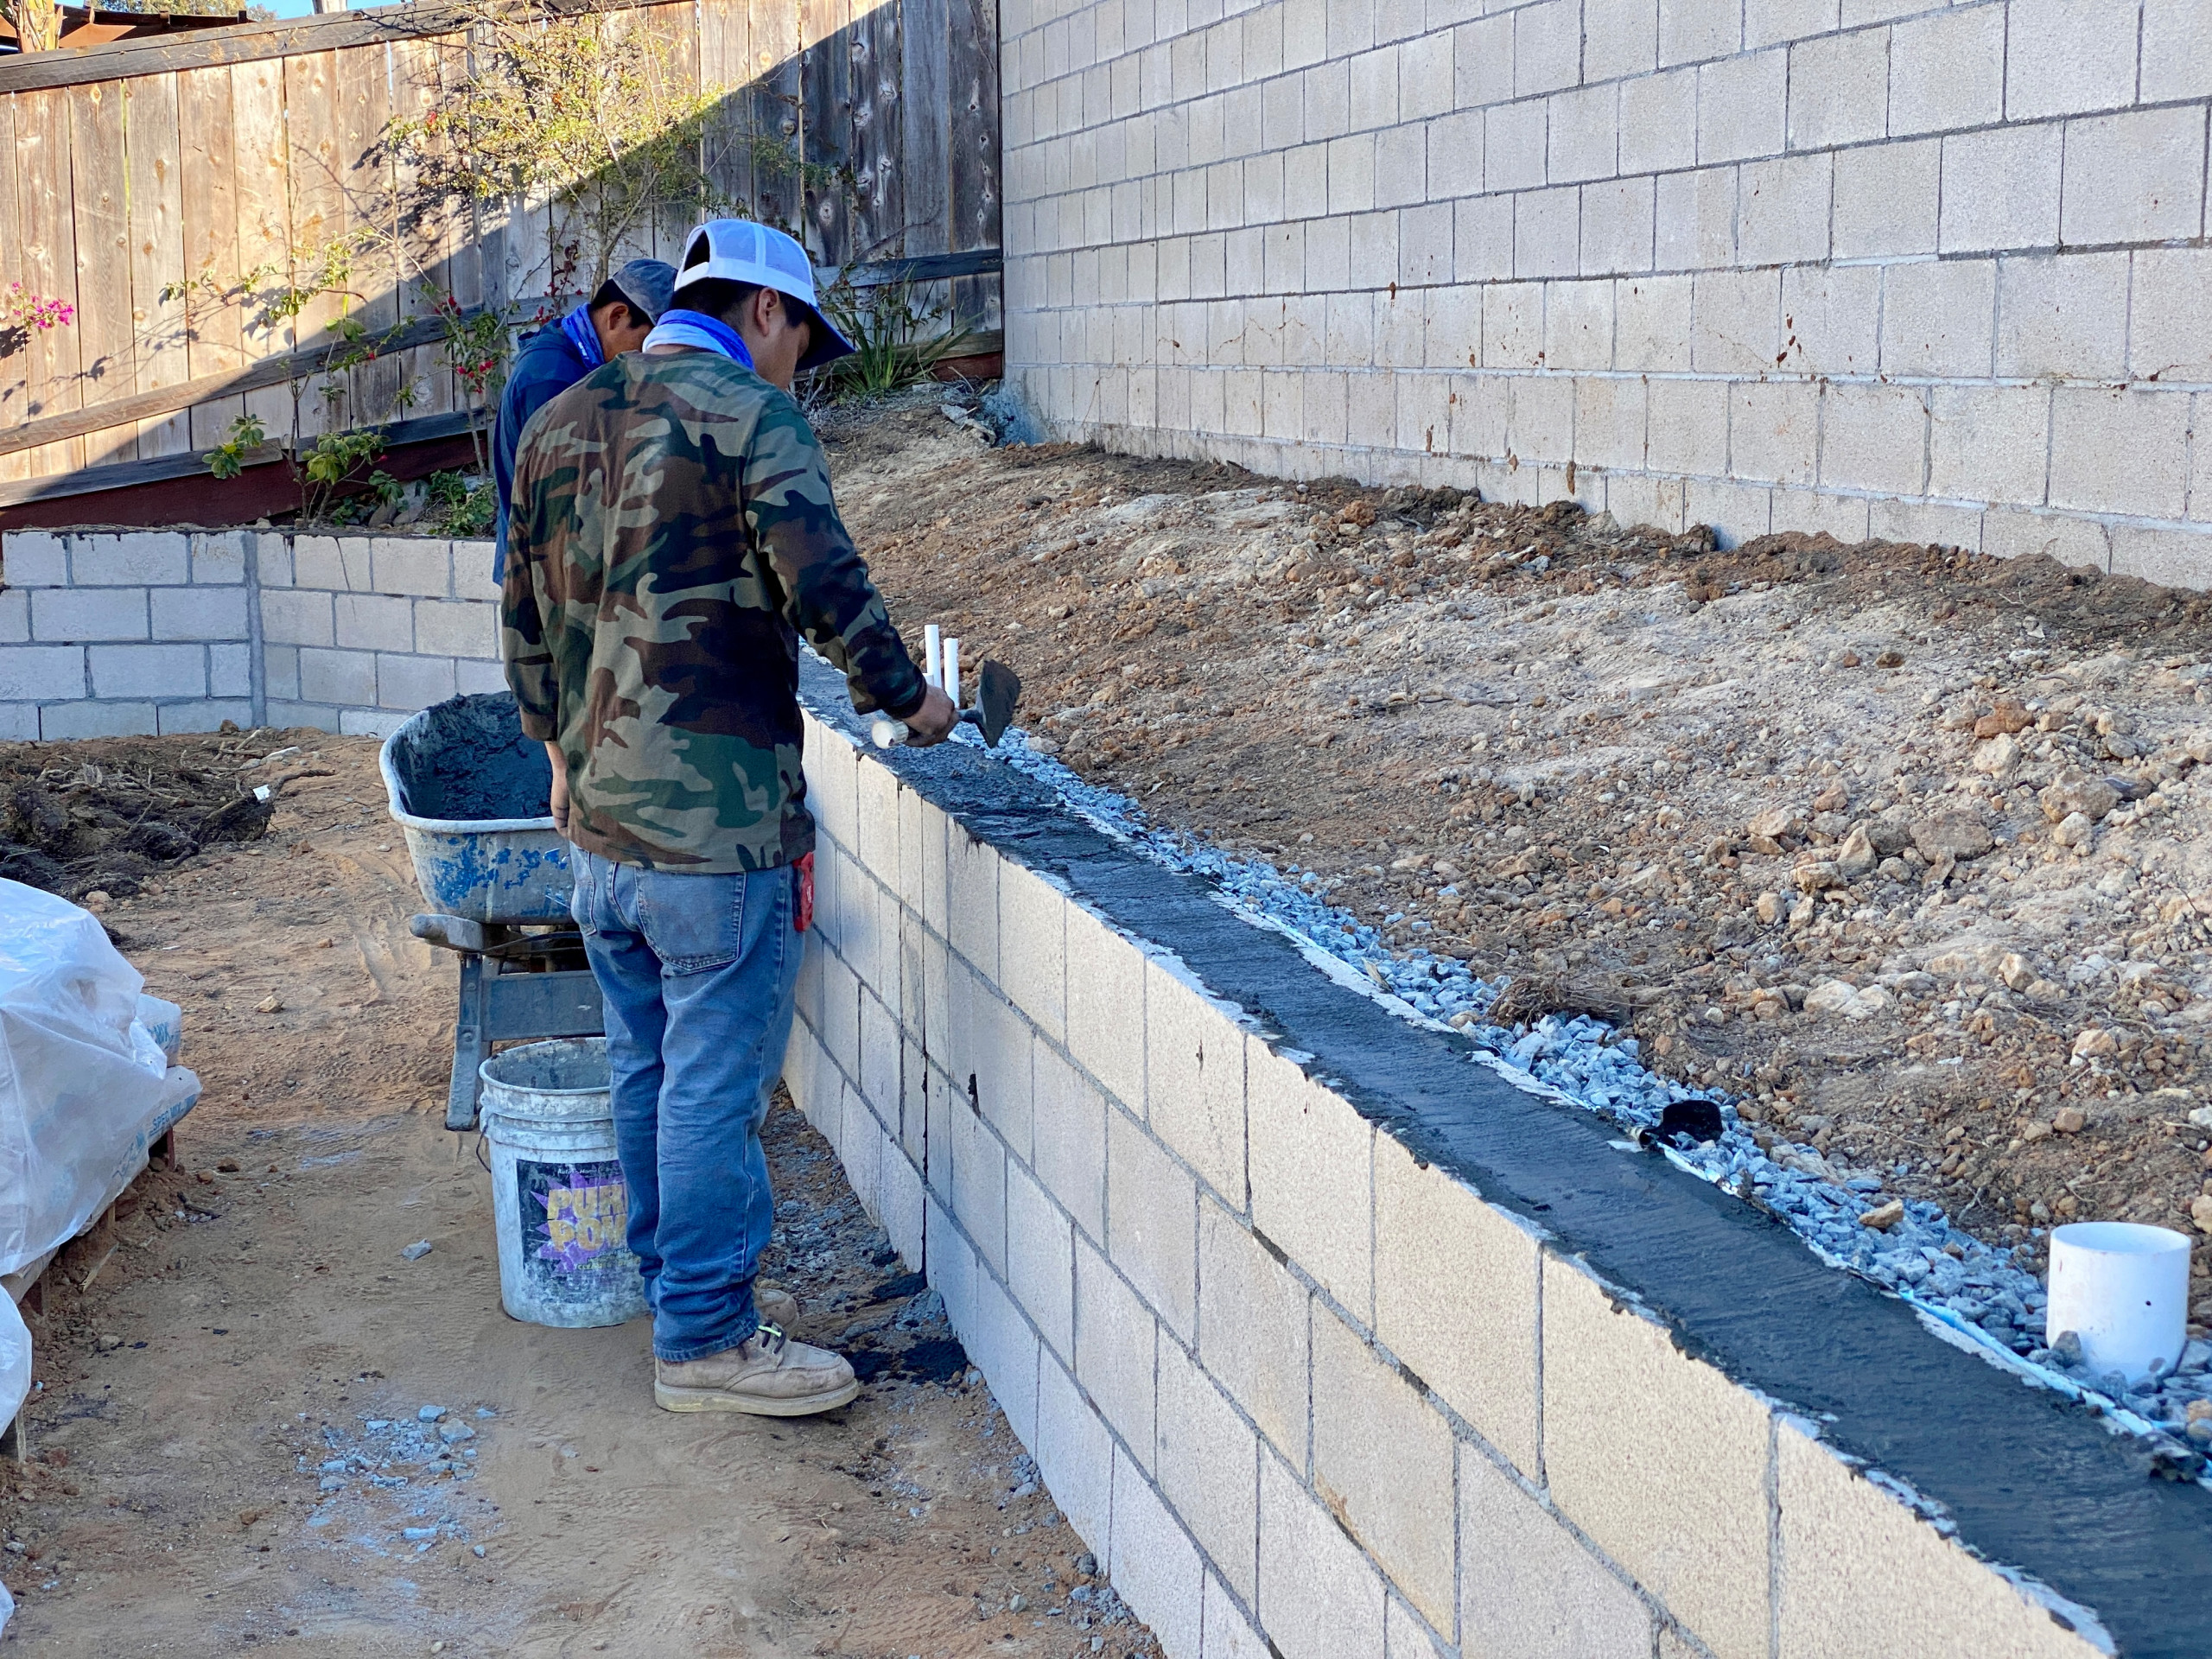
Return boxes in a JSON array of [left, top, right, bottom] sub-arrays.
[[0, 880, 199, 1278], [0, 1293, 26, 1630]]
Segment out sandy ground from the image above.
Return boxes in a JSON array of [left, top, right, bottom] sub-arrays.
[[0, 734, 1159, 1658], [827, 391, 2212, 1323]]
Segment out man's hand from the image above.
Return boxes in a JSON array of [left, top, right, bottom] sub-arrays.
[[543, 741, 571, 837], [899, 685, 960, 747]]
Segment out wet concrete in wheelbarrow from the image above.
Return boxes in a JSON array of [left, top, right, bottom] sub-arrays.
[[804, 654, 2212, 1658]]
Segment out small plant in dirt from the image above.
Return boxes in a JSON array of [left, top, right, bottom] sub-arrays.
[[815, 276, 975, 402], [298, 429, 400, 524], [425, 469, 497, 537]]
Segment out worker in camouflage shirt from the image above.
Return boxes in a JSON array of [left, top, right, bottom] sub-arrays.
[[503, 219, 956, 1417]]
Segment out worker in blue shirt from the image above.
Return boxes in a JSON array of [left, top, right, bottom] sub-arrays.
[[492, 257, 677, 582]]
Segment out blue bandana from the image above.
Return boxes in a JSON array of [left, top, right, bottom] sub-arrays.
[[557, 303, 605, 370], [641, 308, 757, 369]]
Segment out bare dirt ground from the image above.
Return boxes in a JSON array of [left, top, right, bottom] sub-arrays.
[[826, 391, 2212, 1326], [0, 731, 1159, 1658]]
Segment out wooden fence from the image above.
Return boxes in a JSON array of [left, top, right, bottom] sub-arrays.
[[0, 0, 1001, 512]]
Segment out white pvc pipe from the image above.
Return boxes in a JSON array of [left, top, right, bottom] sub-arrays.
[[943, 637, 962, 710], [2045, 1221, 2192, 1381], [923, 624, 943, 689]]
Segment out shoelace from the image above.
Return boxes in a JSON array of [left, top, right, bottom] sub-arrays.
[[755, 1321, 787, 1356]]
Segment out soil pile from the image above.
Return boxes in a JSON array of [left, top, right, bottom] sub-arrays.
[[827, 397, 2212, 1323]]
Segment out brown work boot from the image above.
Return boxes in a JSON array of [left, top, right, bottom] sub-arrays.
[[654, 1325, 859, 1417], [755, 1282, 800, 1330]]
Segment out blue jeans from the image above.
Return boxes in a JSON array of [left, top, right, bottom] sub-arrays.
[[567, 848, 804, 1362]]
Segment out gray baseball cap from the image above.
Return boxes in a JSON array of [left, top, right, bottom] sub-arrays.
[[607, 257, 677, 323]]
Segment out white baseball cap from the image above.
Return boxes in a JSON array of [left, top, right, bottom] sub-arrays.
[[672, 219, 856, 372]]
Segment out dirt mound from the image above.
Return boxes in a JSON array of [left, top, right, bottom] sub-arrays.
[[0, 728, 319, 904]]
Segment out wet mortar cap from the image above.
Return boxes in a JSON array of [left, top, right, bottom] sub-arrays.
[[674, 219, 856, 372]]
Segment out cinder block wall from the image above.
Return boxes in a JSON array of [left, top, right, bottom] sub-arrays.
[[1000, 0, 2212, 583], [785, 709, 2101, 1659], [0, 529, 505, 741]]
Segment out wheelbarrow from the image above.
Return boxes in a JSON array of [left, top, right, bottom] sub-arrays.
[[378, 694, 604, 1131]]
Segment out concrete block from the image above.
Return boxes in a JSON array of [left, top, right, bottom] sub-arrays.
[[1689, 479, 1776, 545], [1619, 66, 1697, 175], [1143, 961, 1247, 1208], [1108, 1451, 1205, 1656], [1580, 177, 1655, 277], [291, 535, 370, 593], [1729, 380, 1818, 488], [946, 822, 1001, 981], [855, 751, 900, 884], [1256, 1450, 1387, 1659], [1887, 5, 2003, 136], [454, 658, 508, 697], [1065, 902, 1147, 1109], [377, 652, 456, 712], [1032, 1040, 1108, 1242], [299, 648, 378, 709], [264, 700, 341, 733], [1690, 270, 1778, 375], [260, 588, 334, 648], [31, 587, 148, 643], [819, 945, 862, 1078], [1654, 165, 1738, 275], [1866, 498, 1982, 551], [1310, 1307, 1456, 1628], [2131, 247, 2212, 383], [333, 593, 415, 654], [1928, 385, 2050, 506], [87, 643, 205, 700], [252, 532, 292, 588], [1832, 137, 1937, 259], [1543, 1254, 1773, 1659], [1203, 1573, 1270, 1659], [371, 536, 452, 599], [1371, 1135, 1541, 1476], [881, 1128, 926, 1268], [840, 1080, 885, 1220], [999, 859, 1068, 1044], [2061, 107, 2206, 246], [1542, 279, 1614, 374], [977, 990, 1036, 1160], [806, 726, 859, 855], [158, 700, 253, 735], [453, 539, 499, 603], [860, 985, 901, 1122], [1036, 1354, 1116, 1560], [1739, 151, 1831, 267], [1938, 124, 2061, 254], [1786, 29, 1884, 149], [1775, 1420, 2104, 1658], [261, 645, 300, 702], [1106, 1106, 1198, 1341], [413, 599, 499, 660], [1459, 1443, 1655, 1659], [1483, 99, 1546, 194], [2005, 0, 2139, 120], [1548, 84, 1618, 185], [1779, 264, 1878, 377], [968, 1269, 1042, 1449], [1880, 259, 1993, 379], [1007, 1158, 1076, 1361], [149, 586, 249, 642], [0, 590, 24, 645], [1697, 48, 1784, 163], [2050, 386, 2192, 520], [1074, 1233, 1157, 1465], [1983, 507, 2107, 571], [189, 531, 248, 585], [70, 531, 188, 587], [1245, 1043, 1372, 1325], [927, 1190, 979, 1340], [40, 701, 155, 740], [1510, 373, 1575, 465], [1659, 0, 1737, 65], [1820, 382, 1925, 497], [1645, 377, 1731, 482], [1606, 473, 1690, 535], [1995, 251, 2129, 382], [1616, 276, 1693, 373], [2112, 525, 2212, 591], [1196, 1194, 1311, 1460], [1, 531, 67, 587], [1155, 1337, 1260, 1601]]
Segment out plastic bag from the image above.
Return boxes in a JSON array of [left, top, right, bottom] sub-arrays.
[[0, 1293, 26, 1632], [0, 880, 200, 1278]]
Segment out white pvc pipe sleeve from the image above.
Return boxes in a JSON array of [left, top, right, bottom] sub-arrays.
[[944, 637, 962, 710], [2045, 1221, 2191, 1381], [924, 623, 943, 689]]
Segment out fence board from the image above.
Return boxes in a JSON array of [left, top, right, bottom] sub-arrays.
[[799, 0, 854, 266], [753, 0, 803, 233], [946, 0, 1000, 328], [391, 36, 454, 425], [899, 0, 949, 258], [178, 62, 247, 451], [697, 0, 757, 217], [0, 96, 29, 483], [126, 71, 191, 459], [848, 0, 902, 264], [18, 88, 85, 476], [337, 40, 405, 429], [69, 80, 140, 467], [228, 54, 295, 449], [283, 48, 346, 437]]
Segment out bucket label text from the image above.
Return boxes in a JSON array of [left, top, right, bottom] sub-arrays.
[[518, 1157, 631, 1274]]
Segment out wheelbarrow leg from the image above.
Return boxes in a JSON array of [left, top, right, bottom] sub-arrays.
[[446, 951, 488, 1132]]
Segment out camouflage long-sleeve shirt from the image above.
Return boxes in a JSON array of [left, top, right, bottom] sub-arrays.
[[501, 350, 926, 872]]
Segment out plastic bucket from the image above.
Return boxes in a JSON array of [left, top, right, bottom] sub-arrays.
[[479, 1039, 647, 1329], [2045, 1221, 2191, 1382]]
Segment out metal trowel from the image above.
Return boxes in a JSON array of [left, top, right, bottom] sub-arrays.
[[871, 658, 1024, 749]]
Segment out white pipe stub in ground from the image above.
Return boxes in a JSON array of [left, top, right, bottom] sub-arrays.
[[2044, 1221, 2192, 1382]]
